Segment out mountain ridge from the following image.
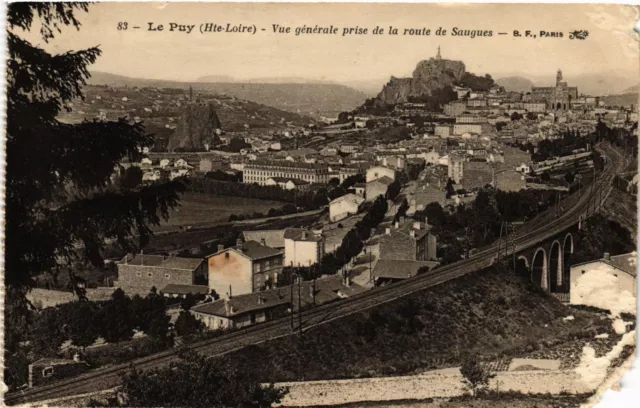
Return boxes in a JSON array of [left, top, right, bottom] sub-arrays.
[[87, 71, 367, 116]]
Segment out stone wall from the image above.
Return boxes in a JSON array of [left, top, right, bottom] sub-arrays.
[[27, 288, 116, 309]]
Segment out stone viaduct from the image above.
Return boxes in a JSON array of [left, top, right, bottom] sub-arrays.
[[500, 221, 584, 297]]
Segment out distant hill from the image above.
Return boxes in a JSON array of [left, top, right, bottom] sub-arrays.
[[600, 93, 638, 108], [495, 76, 534, 93], [195, 75, 236, 83], [202, 76, 340, 85], [59, 85, 314, 151], [622, 85, 639, 94], [494, 71, 637, 96], [87, 71, 366, 117]]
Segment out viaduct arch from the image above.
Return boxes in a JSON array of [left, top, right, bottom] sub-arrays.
[[516, 231, 576, 294]]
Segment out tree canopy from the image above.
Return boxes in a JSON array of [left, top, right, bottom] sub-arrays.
[[6, 3, 186, 302], [115, 351, 288, 407], [4, 2, 185, 389]]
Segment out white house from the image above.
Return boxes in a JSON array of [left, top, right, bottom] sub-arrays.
[[140, 157, 153, 167], [283, 228, 325, 267], [569, 252, 636, 313], [515, 163, 531, 174], [142, 170, 161, 182], [174, 158, 192, 169], [170, 169, 190, 180], [366, 166, 396, 183], [423, 151, 440, 165], [159, 159, 171, 168], [264, 177, 310, 191], [329, 193, 365, 223]]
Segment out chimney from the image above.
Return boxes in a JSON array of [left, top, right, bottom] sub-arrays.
[[302, 230, 307, 240], [224, 299, 231, 315], [413, 221, 421, 230], [236, 238, 243, 252], [604, 252, 611, 261], [73, 352, 81, 363], [410, 230, 416, 238], [385, 227, 391, 235], [260, 238, 267, 247], [217, 244, 224, 252], [395, 221, 400, 229]]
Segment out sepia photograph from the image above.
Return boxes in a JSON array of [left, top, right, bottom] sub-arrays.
[[2, 1, 639, 407]]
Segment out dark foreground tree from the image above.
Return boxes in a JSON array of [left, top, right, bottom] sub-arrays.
[[4, 3, 185, 388], [115, 351, 288, 407], [6, 2, 185, 300]]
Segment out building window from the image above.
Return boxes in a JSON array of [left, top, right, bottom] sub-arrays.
[[136, 272, 141, 277], [42, 367, 54, 378], [147, 272, 153, 277], [165, 273, 171, 279]]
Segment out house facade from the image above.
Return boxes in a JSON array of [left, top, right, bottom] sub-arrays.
[[329, 193, 365, 223], [569, 252, 637, 307], [115, 254, 206, 296], [366, 166, 396, 183], [207, 240, 284, 298], [379, 219, 438, 261], [365, 176, 394, 201], [243, 161, 330, 185], [283, 228, 325, 267]]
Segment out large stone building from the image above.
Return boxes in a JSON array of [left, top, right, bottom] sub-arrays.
[[207, 240, 285, 298], [243, 161, 330, 185], [115, 254, 207, 296], [462, 160, 494, 190], [379, 219, 438, 262], [531, 70, 578, 111]]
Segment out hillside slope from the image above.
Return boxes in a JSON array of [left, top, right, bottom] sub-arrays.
[[228, 266, 615, 382], [600, 92, 638, 108], [87, 71, 366, 116], [59, 86, 314, 151]]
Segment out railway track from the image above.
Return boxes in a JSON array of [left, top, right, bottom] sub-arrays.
[[5, 144, 625, 406]]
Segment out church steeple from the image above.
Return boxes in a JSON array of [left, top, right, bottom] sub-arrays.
[[436, 46, 442, 60], [556, 69, 563, 86]]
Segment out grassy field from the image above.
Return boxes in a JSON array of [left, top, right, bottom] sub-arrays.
[[227, 265, 614, 382], [154, 192, 285, 232]]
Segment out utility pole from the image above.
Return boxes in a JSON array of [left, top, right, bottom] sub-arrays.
[[298, 273, 303, 338], [290, 273, 295, 330]]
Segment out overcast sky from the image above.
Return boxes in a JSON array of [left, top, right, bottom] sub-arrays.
[[18, 2, 639, 82]]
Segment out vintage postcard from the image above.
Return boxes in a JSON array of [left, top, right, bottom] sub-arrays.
[[2, 2, 638, 407]]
